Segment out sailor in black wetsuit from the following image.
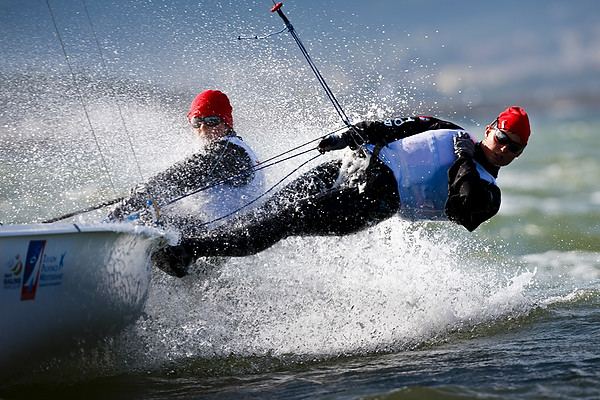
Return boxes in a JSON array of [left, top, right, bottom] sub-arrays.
[[162, 106, 530, 276], [107, 90, 264, 275]]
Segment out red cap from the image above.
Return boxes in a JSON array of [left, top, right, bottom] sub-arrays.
[[187, 90, 233, 128], [497, 106, 530, 147]]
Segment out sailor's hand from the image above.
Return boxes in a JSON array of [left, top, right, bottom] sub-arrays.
[[131, 184, 147, 196], [453, 131, 475, 159], [318, 133, 348, 153]]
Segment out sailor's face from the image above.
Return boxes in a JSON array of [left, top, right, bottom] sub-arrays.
[[193, 119, 229, 141], [481, 125, 524, 167]]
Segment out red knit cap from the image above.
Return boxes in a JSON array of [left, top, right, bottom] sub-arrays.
[[497, 106, 530, 147], [187, 90, 233, 128]]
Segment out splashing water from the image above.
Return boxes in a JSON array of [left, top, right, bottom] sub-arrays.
[[42, 219, 532, 378]]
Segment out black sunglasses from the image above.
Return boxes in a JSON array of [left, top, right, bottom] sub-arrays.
[[493, 128, 524, 154], [189, 115, 222, 128]]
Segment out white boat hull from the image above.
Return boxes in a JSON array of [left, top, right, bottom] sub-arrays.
[[0, 223, 168, 369]]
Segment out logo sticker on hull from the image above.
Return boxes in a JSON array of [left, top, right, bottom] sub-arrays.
[[21, 240, 47, 301], [2, 237, 72, 303]]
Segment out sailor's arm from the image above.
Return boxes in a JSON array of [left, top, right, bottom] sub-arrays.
[[318, 116, 464, 152], [108, 140, 251, 220], [445, 135, 501, 231], [148, 139, 254, 193]]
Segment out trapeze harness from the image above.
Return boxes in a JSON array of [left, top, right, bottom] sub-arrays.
[[367, 129, 497, 221]]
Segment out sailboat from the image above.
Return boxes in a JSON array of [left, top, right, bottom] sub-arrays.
[[0, 222, 169, 368], [0, 1, 177, 369]]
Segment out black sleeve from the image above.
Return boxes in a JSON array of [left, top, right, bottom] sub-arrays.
[[351, 116, 464, 147], [211, 142, 256, 187], [108, 139, 256, 219], [445, 157, 501, 232], [146, 140, 255, 197]]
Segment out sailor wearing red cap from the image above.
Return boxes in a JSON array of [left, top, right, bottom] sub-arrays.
[[108, 90, 264, 241], [159, 107, 530, 276]]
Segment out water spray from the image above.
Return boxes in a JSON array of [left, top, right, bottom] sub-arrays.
[[42, 3, 361, 224], [42, 133, 332, 224], [269, 2, 365, 145]]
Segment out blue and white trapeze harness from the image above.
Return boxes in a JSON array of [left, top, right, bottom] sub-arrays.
[[366, 129, 497, 222]]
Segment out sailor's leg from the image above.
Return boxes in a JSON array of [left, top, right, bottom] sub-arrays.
[[161, 160, 342, 259], [180, 161, 399, 258], [287, 157, 400, 236], [290, 170, 400, 236]]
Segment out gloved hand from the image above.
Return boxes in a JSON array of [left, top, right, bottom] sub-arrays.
[[317, 133, 349, 153], [107, 184, 149, 221], [130, 184, 147, 196], [453, 131, 475, 159]]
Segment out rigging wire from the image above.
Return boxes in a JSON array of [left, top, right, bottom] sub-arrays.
[[116, 144, 321, 224], [42, 197, 124, 224], [237, 26, 287, 40], [182, 152, 322, 230], [163, 147, 317, 209], [81, 0, 146, 182], [269, 2, 366, 148], [45, 0, 118, 195], [42, 129, 333, 224], [259, 126, 345, 166]]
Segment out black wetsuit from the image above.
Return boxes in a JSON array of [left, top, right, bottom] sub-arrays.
[[162, 116, 501, 273], [107, 134, 258, 232]]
